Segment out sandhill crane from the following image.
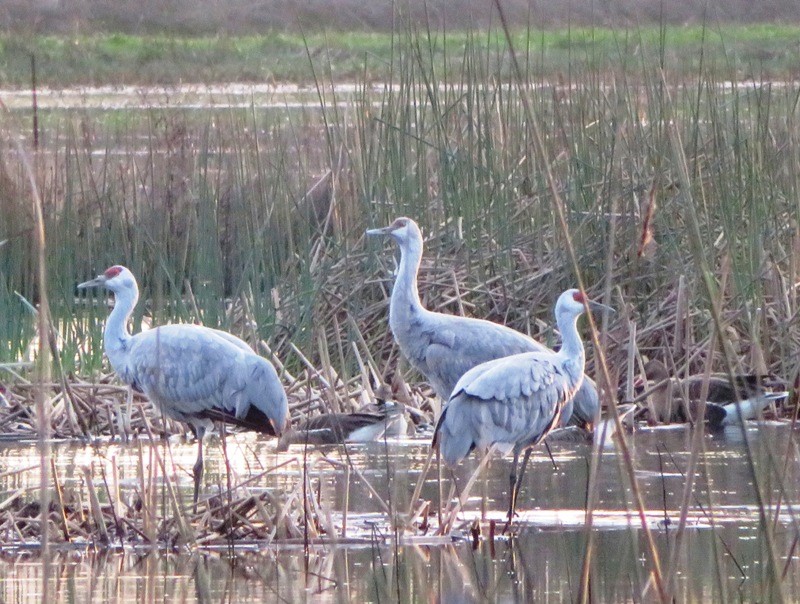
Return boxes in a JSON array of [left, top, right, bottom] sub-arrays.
[[276, 400, 407, 451], [366, 217, 600, 427], [642, 359, 787, 428], [433, 289, 613, 522], [78, 265, 289, 505]]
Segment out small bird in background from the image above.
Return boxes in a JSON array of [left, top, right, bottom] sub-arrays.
[[276, 399, 407, 452], [641, 359, 787, 428]]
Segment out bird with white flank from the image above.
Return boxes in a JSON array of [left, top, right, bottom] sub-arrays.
[[366, 217, 600, 427], [642, 359, 788, 428], [276, 400, 407, 451], [78, 265, 289, 506], [433, 289, 613, 523]]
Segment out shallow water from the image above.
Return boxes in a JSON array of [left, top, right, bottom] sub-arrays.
[[0, 422, 798, 601]]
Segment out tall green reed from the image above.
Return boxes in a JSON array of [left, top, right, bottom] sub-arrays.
[[0, 24, 795, 385]]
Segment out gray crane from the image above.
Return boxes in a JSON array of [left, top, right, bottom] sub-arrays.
[[78, 265, 289, 505], [433, 289, 613, 522], [366, 217, 600, 426]]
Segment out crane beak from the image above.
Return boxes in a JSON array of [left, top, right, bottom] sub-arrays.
[[587, 300, 615, 315], [77, 275, 106, 289], [366, 225, 392, 236]]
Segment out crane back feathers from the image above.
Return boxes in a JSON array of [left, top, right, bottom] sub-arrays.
[[435, 352, 582, 466], [116, 324, 288, 435], [392, 304, 599, 426]]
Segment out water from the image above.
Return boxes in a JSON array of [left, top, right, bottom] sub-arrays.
[[0, 422, 797, 601]]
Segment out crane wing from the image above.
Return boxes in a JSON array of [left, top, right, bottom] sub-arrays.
[[453, 352, 566, 403], [436, 361, 570, 466], [422, 315, 544, 399], [205, 328, 257, 354], [124, 324, 287, 434], [569, 377, 599, 425], [203, 354, 288, 435]]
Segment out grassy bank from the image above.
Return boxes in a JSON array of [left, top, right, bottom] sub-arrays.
[[0, 24, 798, 87]]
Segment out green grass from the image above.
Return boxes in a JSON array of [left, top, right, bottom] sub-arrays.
[[0, 25, 798, 87]]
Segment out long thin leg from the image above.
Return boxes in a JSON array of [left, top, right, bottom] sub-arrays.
[[505, 448, 533, 532], [440, 446, 495, 534], [506, 450, 520, 522], [514, 448, 534, 507], [544, 440, 558, 471], [192, 426, 206, 511]]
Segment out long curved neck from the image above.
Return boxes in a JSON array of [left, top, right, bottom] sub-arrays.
[[103, 284, 137, 368], [389, 235, 426, 330], [557, 310, 586, 369]]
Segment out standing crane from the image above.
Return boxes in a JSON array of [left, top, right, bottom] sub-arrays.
[[433, 289, 613, 522], [78, 265, 289, 506], [366, 217, 600, 426]]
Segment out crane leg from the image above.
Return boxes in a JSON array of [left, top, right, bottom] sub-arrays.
[[504, 450, 521, 531], [514, 448, 533, 502], [192, 426, 206, 511], [505, 448, 533, 532]]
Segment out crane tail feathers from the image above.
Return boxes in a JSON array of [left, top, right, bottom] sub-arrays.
[[199, 406, 285, 437]]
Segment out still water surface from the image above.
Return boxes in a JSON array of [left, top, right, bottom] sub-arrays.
[[0, 422, 797, 602]]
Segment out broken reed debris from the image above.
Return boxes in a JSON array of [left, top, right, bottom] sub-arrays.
[[0, 457, 364, 549]]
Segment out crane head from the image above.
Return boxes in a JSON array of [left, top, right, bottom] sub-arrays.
[[557, 288, 615, 318], [78, 265, 137, 294], [366, 216, 421, 246]]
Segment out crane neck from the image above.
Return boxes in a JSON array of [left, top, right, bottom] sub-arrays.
[[103, 284, 138, 365], [389, 235, 426, 326], [556, 310, 586, 368]]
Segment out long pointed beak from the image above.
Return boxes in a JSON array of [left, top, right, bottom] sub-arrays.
[[77, 276, 106, 289], [588, 300, 615, 314], [366, 225, 392, 236]]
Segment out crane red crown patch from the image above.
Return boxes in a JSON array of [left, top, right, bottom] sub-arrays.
[[572, 291, 587, 303], [104, 266, 124, 278]]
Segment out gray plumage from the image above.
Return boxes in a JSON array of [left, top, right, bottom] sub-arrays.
[[432, 288, 613, 521], [78, 265, 288, 505], [366, 217, 599, 426]]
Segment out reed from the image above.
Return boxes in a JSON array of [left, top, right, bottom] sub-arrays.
[[0, 18, 798, 599]]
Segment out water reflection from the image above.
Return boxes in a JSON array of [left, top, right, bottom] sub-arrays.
[[0, 423, 796, 600], [0, 523, 796, 602]]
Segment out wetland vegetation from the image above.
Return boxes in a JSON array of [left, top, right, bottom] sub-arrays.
[[0, 6, 800, 602]]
